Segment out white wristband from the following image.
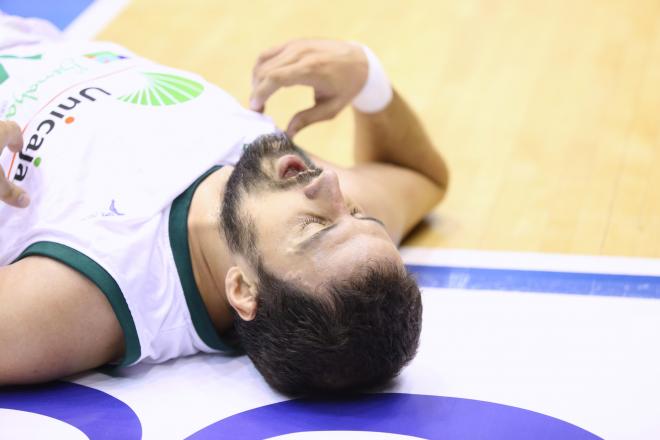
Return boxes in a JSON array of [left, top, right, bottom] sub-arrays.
[[351, 44, 393, 113]]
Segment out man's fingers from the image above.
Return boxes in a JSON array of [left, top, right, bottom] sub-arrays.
[[6, 121, 24, 152], [250, 75, 280, 112], [0, 166, 29, 208], [255, 43, 288, 65], [253, 39, 308, 70], [250, 63, 310, 112], [286, 98, 343, 138], [0, 121, 29, 208], [252, 46, 302, 87], [1, 121, 23, 152]]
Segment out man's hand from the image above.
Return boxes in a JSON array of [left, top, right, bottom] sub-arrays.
[[250, 39, 368, 137], [0, 120, 29, 208]]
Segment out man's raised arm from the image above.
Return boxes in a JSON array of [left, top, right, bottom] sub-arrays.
[[250, 39, 449, 242], [348, 88, 449, 242], [353, 90, 449, 193]]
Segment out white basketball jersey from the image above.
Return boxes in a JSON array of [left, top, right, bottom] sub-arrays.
[[0, 40, 277, 365]]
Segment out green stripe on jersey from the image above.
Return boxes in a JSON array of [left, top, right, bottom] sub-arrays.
[[13, 241, 141, 366]]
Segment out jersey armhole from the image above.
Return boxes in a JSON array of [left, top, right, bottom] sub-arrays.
[[12, 241, 141, 367]]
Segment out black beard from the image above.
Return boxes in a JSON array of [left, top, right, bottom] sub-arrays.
[[220, 132, 321, 258]]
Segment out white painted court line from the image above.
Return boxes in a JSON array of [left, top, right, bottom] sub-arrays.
[[64, 0, 131, 40], [400, 247, 660, 276]]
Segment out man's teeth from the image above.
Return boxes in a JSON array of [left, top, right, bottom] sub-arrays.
[[284, 161, 311, 179]]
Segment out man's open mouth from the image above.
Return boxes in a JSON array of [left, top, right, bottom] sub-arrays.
[[277, 154, 309, 179]]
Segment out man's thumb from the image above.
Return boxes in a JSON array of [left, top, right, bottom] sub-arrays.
[[286, 99, 342, 138], [0, 181, 30, 208]]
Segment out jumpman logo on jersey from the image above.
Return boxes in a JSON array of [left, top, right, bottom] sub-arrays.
[[103, 200, 125, 217]]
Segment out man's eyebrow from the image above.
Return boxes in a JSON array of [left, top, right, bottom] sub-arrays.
[[297, 216, 386, 251], [298, 223, 338, 251]]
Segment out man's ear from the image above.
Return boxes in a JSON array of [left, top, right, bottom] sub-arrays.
[[225, 266, 257, 321]]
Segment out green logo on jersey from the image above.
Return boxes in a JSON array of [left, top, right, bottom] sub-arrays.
[[83, 51, 127, 64], [0, 54, 42, 60], [0, 54, 42, 86], [0, 64, 7, 86], [117, 72, 204, 106]]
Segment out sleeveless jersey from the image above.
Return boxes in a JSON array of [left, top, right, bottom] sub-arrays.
[[0, 39, 277, 366]]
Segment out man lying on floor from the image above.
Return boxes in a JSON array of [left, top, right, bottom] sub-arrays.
[[0, 13, 448, 394]]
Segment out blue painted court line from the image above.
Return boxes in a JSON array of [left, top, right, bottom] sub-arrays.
[[0, 0, 95, 30], [407, 265, 660, 299]]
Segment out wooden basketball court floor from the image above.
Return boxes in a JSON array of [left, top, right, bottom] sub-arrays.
[[1, 1, 660, 439]]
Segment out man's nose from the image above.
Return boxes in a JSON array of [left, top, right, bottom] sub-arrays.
[[303, 169, 346, 212]]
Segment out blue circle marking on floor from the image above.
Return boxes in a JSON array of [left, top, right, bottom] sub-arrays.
[[186, 392, 603, 440], [0, 381, 142, 440]]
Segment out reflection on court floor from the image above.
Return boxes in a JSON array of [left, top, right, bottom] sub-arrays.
[[2, 248, 659, 440], [1, 4, 659, 439]]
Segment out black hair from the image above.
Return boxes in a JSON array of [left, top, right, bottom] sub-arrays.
[[221, 132, 423, 394], [233, 260, 423, 395]]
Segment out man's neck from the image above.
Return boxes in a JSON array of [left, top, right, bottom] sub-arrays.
[[187, 166, 236, 334]]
